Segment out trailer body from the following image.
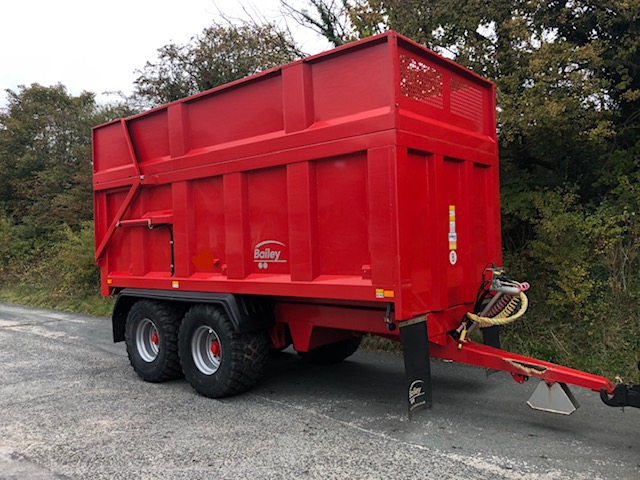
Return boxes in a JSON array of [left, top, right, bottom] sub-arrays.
[[95, 32, 498, 339], [94, 32, 637, 413]]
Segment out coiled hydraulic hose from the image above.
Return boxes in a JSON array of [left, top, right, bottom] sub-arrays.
[[456, 269, 529, 348], [466, 290, 528, 327]]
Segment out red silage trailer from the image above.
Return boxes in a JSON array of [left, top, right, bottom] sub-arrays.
[[93, 31, 638, 415]]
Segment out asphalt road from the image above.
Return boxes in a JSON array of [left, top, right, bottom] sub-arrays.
[[0, 303, 638, 479]]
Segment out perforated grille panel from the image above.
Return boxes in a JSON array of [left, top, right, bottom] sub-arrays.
[[450, 77, 484, 125], [399, 53, 486, 133], [400, 54, 443, 108]]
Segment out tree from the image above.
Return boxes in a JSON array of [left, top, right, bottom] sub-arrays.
[[0, 84, 135, 235], [0, 84, 96, 234], [281, 0, 357, 46], [132, 23, 303, 107]]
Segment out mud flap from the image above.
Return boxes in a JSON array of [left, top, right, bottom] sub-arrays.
[[399, 316, 432, 419]]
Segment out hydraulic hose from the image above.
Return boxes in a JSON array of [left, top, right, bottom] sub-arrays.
[[466, 291, 529, 327]]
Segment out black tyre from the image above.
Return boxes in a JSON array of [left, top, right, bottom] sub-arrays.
[[178, 304, 269, 398], [125, 300, 183, 382], [298, 336, 362, 365]]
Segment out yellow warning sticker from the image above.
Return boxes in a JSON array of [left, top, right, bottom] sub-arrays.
[[375, 289, 395, 299], [172, 281, 180, 289], [448, 205, 457, 250]]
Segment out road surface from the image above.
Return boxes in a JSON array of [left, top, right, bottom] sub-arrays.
[[0, 303, 638, 479]]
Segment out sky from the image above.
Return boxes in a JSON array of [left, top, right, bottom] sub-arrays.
[[0, 0, 331, 107]]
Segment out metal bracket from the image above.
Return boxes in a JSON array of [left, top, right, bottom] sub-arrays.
[[528, 381, 580, 415], [384, 303, 396, 331]]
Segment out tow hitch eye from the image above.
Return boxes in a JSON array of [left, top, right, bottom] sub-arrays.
[[600, 383, 640, 409]]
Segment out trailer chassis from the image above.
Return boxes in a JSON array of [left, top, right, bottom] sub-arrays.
[[399, 317, 639, 417]]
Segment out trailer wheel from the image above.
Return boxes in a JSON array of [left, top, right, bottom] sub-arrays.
[[178, 304, 269, 398], [298, 336, 362, 365], [125, 300, 183, 382]]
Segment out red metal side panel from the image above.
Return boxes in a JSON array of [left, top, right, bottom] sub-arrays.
[[247, 166, 290, 276], [186, 73, 284, 151], [393, 148, 434, 318], [105, 188, 132, 274], [138, 185, 172, 275], [93, 121, 133, 173], [190, 177, 225, 275], [128, 110, 170, 164], [311, 40, 392, 123], [316, 154, 369, 276]]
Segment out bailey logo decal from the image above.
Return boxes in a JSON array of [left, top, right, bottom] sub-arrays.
[[254, 240, 287, 270], [408, 379, 427, 411]]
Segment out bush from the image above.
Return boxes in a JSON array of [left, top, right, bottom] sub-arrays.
[[0, 219, 111, 316], [54, 221, 100, 295], [0, 212, 12, 272], [501, 190, 640, 382], [0, 210, 39, 278]]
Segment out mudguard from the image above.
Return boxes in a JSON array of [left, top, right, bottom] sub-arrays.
[[111, 289, 274, 342]]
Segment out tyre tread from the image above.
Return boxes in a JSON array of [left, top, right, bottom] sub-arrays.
[[125, 300, 184, 382], [179, 305, 269, 398]]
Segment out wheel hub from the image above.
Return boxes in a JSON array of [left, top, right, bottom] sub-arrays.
[[136, 318, 160, 363], [191, 325, 222, 375], [210, 339, 221, 356]]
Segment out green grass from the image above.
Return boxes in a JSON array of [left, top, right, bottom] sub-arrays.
[[0, 286, 114, 317], [361, 334, 402, 354]]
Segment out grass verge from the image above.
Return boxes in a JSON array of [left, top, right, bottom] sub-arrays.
[[0, 286, 114, 317]]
